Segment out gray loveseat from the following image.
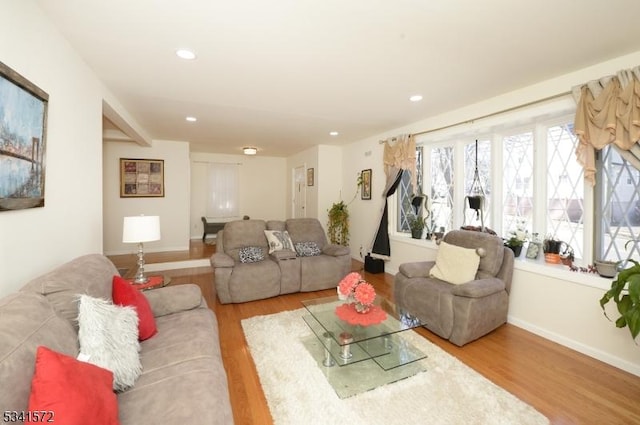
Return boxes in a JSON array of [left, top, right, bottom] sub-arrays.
[[394, 229, 514, 346], [211, 218, 351, 304], [0, 254, 233, 424]]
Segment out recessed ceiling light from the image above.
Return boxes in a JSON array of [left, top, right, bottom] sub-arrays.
[[176, 49, 197, 60], [329, 131, 339, 136], [409, 95, 423, 102], [243, 147, 257, 155], [185, 116, 197, 122]]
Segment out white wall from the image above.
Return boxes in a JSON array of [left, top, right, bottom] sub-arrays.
[[342, 50, 640, 376], [190, 152, 287, 237], [0, 1, 108, 296], [103, 140, 191, 255]]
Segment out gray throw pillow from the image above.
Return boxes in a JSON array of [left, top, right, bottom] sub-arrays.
[[294, 241, 321, 257], [77, 295, 142, 392], [239, 246, 265, 263]]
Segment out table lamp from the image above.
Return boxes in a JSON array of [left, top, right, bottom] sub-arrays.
[[122, 215, 161, 284]]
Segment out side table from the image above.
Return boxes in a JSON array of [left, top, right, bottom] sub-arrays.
[[128, 275, 171, 291]]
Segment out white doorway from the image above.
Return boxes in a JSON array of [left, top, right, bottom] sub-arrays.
[[293, 165, 306, 218]]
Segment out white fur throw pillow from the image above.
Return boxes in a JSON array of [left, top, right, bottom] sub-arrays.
[[430, 241, 481, 285], [77, 295, 142, 392]]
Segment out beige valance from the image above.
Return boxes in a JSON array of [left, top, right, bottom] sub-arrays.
[[382, 134, 416, 193], [573, 66, 640, 185]]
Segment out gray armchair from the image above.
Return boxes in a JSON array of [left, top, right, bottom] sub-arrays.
[[394, 229, 514, 346]]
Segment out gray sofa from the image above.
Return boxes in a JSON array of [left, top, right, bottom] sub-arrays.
[[0, 254, 233, 425], [211, 218, 351, 304], [394, 229, 514, 346]]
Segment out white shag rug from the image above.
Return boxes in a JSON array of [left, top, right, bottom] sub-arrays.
[[242, 308, 550, 425]]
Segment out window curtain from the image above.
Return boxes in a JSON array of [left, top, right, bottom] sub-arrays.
[[369, 134, 416, 258], [206, 163, 239, 218], [573, 65, 640, 185]]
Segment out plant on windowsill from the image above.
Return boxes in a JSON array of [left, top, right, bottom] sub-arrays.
[[408, 213, 425, 239]]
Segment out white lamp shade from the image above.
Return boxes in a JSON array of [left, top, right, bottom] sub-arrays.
[[122, 215, 161, 243]]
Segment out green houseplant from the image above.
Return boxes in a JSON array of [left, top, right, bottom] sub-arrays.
[[327, 200, 350, 246], [327, 173, 363, 246], [599, 259, 640, 341], [408, 214, 424, 239]]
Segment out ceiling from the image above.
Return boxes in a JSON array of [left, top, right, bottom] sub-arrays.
[[37, 0, 640, 157]]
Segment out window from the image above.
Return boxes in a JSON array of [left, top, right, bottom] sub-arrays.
[[206, 163, 239, 218], [502, 132, 534, 235], [395, 102, 591, 264], [597, 146, 640, 263], [397, 148, 423, 232], [464, 139, 491, 227], [430, 146, 454, 233]]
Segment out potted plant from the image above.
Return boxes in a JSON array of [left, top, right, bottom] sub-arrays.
[[327, 200, 350, 246], [505, 235, 525, 257], [408, 214, 424, 239], [599, 259, 640, 341], [504, 226, 527, 257], [327, 173, 363, 246], [543, 235, 563, 264]]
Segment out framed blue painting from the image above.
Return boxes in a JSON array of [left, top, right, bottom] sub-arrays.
[[0, 61, 49, 211]]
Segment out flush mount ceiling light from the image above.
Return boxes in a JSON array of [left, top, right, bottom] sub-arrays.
[[243, 147, 257, 155], [175, 48, 197, 60], [185, 116, 197, 122], [329, 131, 339, 136], [409, 95, 423, 102]]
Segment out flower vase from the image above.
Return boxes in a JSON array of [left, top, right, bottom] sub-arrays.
[[354, 302, 370, 314]]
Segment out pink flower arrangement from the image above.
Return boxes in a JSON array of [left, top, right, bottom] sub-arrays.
[[337, 272, 376, 312]]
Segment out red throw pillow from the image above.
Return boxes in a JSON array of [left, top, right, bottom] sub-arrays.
[[28, 346, 119, 425], [112, 275, 158, 340]]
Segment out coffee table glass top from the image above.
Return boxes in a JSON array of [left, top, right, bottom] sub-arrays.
[[301, 295, 426, 371]]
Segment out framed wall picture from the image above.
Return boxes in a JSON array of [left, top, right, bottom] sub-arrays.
[[0, 61, 49, 211], [361, 169, 372, 200], [120, 158, 165, 197], [307, 168, 314, 186]]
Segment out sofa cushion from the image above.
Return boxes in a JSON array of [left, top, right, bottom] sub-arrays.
[[20, 254, 119, 329], [294, 241, 322, 257], [28, 346, 119, 425], [239, 246, 265, 263], [117, 307, 233, 425], [112, 275, 157, 341], [285, 218, 328, 250], [78, 295, 142, 392], [443, 230, 504, 279], [223, 220, 269, 262], [0, 292, 79, 413], [264, 229, 294, 254], [430, 241, 480, 284]]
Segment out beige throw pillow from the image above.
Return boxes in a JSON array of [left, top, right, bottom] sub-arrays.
[[430, 241, 480, 285]]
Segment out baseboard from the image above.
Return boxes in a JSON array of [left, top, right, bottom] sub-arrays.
[[507, 315, 640, 377], [144, 259, 210, 272]]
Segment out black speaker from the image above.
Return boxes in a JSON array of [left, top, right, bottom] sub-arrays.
[[364, 254, 384, 274]]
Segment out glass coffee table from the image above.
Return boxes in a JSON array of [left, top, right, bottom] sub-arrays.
[[301, 295, 428, 398]]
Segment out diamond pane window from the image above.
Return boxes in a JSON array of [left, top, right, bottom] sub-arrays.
[[430, 146, 454, 233], [464, 139, 491, 227], [546, 123, 584, 259], [598, 146, 640, 263], [502, 132, 533, 235], [397, 148, 423, 232]]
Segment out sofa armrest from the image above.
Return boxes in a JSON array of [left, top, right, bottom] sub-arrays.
[[322, 244, 350, 256], [143, 284, 205, 317], [211, 252, 234, 268], [398, 261, 435, 278], [270, 249, 297, 261], [451, 278, 506, 298]]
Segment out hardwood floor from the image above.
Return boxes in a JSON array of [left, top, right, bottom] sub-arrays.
[[108, 241, 640, 425]]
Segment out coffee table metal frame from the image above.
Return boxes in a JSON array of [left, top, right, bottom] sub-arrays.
[[302, 295, 425, 369]]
